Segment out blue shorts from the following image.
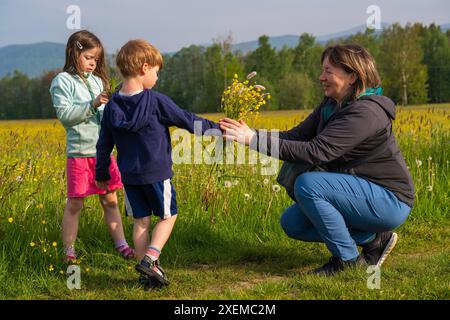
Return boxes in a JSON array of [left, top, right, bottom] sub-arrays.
[[123, 179, 177, 219]]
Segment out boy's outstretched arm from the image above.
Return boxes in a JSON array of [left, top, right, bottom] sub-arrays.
[[95, 108, 115, 188], [155, 93, 221, 135]]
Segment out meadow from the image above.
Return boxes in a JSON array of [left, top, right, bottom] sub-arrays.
[[0, 105, 449, 299]]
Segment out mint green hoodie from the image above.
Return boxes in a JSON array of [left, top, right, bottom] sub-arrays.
[[50, 72, 105, 157]]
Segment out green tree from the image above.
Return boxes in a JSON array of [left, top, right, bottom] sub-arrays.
[[277, 72, 315, 109], [379, 23, 428, 105], [277, 45, 294, 79], [291, 33, 324, 106], [156, 45, 208, 112], [0, 71, 34, 119], [419, 23, 450, 102], [203, 35, 244, 113], [244, 35, 279, 80]]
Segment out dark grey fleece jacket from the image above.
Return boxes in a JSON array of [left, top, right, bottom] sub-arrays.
[[253, 95, 414, 207]]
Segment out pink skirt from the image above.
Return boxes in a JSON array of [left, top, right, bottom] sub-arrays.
[[66, 156, 123, 198]]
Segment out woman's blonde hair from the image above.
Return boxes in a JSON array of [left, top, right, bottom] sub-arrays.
[[321, 44, 381, 100]]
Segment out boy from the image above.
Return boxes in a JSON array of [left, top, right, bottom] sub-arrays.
[[95, 39, 220, 288]]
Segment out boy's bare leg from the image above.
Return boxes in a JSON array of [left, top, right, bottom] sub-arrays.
[[133, 216, 151, 260], [148, 215, 177, 254], [99, 191, 126, 242], [62, 197, 84, 253]]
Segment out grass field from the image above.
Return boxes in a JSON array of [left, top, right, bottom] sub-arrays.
[[0, 105, 449, 299]]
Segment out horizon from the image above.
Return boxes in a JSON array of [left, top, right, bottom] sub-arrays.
[[1, 0, 449, 53], [1, 21, 448, 54]]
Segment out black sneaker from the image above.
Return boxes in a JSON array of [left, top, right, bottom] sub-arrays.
[[138, 274, 163, 291], [135, 256, 169, 287], [362, 231, 398, 267], [310, 255, 366, 276]]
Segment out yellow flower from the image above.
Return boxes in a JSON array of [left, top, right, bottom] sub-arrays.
[[49, 265, 54, 271], [36, 204, 43, 209], [8, 217, 13, 223], [41, 220, 46, 225], [59, 270, 64, 275], [30, 242, 36, 247], [85, 268, 90, 272], [52, 242, 57, 247]]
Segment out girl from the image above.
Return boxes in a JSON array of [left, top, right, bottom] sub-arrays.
[[50, 30, 134, 263]]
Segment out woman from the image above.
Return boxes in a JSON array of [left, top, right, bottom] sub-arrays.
[[220, 44, 414, 276]]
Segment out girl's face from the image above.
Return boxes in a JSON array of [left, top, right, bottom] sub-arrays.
[[78, 47, 100, 73], [319, 57, 356, 103], [143, 65, 159, 89]]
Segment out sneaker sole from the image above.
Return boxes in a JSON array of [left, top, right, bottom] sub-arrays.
[[138, 275, 163, 291], [135, 264, 169, 286], [376, 232, 398, 267]]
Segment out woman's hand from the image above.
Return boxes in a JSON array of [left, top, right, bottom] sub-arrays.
[[219, 118, 256, 146], [92, 91, 109, 109]]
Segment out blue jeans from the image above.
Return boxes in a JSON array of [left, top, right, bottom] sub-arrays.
[[279, 172, 411, 261]]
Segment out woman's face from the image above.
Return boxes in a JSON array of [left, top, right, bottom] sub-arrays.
[[319, 56, 355, 103]]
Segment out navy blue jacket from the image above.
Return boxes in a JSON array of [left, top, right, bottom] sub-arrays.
[[96, 89, 220, 184]]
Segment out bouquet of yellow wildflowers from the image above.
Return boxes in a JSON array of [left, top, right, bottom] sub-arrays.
[[221, 71, 271, 120], [202, 72, 270, 220]]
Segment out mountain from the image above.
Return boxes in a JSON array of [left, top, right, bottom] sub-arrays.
[[232, 23, 391, 53], [0, 42, 65, 78], [440, 23, 450, 31], [1, 23, 448, 78]]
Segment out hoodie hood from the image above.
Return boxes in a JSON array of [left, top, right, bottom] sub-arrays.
[[362, 95, 396, 120], [106, 90, 153, 132]]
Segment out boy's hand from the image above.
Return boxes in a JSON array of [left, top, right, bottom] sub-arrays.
[[93, 92, 109, 109], [96, 180, 109, 190]]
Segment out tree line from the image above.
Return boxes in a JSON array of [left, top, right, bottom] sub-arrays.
[[1, 23, 450, 119]]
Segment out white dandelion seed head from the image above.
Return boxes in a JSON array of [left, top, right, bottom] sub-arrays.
[[246, 71, 257, 79], [233, 179, 239, 186], [263, 178, 269, 185], [416, 159, 423, 167], [16, 176, 23, 182], [244, 193, 251, 200], [427, 156, 432, 161], [224, 181, 232, 188], [426, 185, 433, 192], [272, 184, 281, 192]]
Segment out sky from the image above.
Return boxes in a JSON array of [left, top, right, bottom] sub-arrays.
[[0, 0, 449, 53]]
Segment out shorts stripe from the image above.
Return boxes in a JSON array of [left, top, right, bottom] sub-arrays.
[[123, 189, 134, 217], [163, 179, 172, 219]]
